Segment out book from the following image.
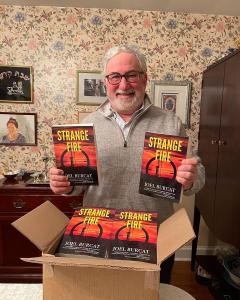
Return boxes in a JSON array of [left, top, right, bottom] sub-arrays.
[[52, 124, 98, 185], [56, 207, 158, 264], [55, 207, 115, 258], [108, 209, 158, 264], [139, 132, 189, 203]]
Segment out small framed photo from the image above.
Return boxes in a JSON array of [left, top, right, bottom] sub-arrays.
[[151, 80, 191, 128], [0, 65, 33, 103], [76, 70, 107, 106], [0, 112, 37, 146]]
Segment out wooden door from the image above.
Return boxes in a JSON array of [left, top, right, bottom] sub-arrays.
[[196, 61, 225, 230], [214, 52, 240, 247]]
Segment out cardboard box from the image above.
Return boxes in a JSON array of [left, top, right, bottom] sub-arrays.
[[12, 201, 195, 300]]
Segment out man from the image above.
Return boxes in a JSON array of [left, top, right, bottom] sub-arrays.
[[49, 45, 205, 283]]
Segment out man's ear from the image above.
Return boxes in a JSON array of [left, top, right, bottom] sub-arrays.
[[143, 73, 148, 86]]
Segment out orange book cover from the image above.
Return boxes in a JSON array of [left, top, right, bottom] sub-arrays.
[[52, 123, 98, 185], [109, 209, 158, 264], [139, 132, 188, 203], [55, 207, 115, 258]]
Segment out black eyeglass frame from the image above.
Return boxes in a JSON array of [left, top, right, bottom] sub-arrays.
[[105, 71, 144, 85]]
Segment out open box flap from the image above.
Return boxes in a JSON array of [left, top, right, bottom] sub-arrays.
[[11, 201, 69, 252], [157, 208, 195, 263], [21, 255, 160, 271]]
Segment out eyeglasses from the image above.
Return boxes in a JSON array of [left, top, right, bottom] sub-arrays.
[[105, 71, 144, 85]]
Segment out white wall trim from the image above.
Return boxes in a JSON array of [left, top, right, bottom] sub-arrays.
[[175, 246, 217, 261]]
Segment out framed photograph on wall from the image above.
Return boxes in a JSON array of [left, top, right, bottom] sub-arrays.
[[0, 65, 33, 103], [0, 112, 37, 146], [76, 70, 107, 106], [151, 80, 191, 128]]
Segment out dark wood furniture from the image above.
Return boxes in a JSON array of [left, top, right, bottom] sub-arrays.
[[191, 49, 240, 270], [0, 177, 82, 283]]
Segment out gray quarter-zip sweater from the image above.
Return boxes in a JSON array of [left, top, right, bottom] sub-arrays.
[[72, 95, 205, 223]]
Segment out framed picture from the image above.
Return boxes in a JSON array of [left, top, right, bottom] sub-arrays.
[[151, 80, 191, 128], [0, 65, 33, 103], [76, 70, 107, 105], [0, 112, 37, 146]]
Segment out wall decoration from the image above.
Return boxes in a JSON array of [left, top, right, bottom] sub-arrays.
[[0, 5, 239, 171], [0, 112, 37, 146], [0, 66, 33, 103], [76, 71, 107, 105], [151, 80, 192, 128]]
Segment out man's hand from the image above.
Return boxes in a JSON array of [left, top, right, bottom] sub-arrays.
[[49, 167, 73, 194], [176, 157, 199, 190]]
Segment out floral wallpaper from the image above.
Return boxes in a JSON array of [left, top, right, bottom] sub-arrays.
[[0, 5, 239, 174]]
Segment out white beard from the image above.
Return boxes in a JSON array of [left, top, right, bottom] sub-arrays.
[[109, 89, 144, 114]]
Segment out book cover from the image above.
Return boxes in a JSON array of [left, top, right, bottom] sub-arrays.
[[52, 124, 98, 185], [108, 209, 158, 264], [139, 132, 189, 202], [55, 207, 115, 258]]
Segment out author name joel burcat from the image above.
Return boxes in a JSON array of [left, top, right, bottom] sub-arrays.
[[144, 182, 176, 193]]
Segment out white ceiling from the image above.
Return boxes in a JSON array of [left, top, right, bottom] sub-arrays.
[[1, 0, 240, 16]]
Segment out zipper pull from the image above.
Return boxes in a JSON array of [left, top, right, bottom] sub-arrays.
[[124, 140, 127, 147]]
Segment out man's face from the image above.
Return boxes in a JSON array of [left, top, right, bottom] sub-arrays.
[[105, 52, 147, 116]]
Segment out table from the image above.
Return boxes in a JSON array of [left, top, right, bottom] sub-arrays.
[[0, 283, 195, 300], [160, 283, 195, 299]]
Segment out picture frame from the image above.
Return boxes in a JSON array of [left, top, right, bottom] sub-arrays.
[[151, 80, 191, 128], [76, 70, 107, 106], [0, 112, 37, 146], [0, 65, 33, 103]]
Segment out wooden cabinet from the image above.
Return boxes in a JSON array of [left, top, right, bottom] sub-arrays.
[[0, 178, 83, 283], [196, 50, 240, 248]]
